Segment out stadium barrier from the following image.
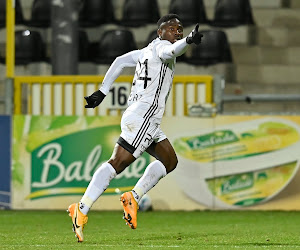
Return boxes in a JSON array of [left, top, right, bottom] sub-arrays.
[[14, 75, 214, 116]]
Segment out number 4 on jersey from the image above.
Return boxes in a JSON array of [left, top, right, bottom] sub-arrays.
[[137, 59, 151, 89]]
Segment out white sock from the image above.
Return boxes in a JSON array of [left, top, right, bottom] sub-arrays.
[[131, 160, 167, 203], [79, 162, 116, 215]]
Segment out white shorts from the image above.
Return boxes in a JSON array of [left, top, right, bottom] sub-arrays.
[[118, 109, 167, 158]]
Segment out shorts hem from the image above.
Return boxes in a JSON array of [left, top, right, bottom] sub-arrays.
[[117, 137, 136, 157]]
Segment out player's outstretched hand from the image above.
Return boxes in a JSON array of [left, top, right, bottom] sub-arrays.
[[186, 24, 203, 45], [84, 90, 106, 108]]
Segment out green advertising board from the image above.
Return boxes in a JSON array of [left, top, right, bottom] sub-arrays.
[[13, 116, 150, 203]]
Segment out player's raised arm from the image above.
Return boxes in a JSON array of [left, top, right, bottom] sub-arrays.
[[186, 24, 203, 45], [156, 16, 203, 61], [84, 50, 141, 109]]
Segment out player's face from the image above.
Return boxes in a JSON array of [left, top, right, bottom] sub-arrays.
[[158, 18, 183, 44]]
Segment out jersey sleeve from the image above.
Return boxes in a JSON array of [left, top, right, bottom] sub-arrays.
[[99, 50, 141, 95], [156, 38, 189, 61]]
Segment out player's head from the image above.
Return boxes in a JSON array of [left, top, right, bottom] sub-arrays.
[[157, 14, 183, 44]]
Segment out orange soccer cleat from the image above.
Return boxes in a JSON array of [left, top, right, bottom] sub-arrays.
[[120, 192, 139, 229], [67, 203, 88, 242]]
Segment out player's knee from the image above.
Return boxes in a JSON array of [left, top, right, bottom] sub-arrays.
[[108, 158, 130, 174], [165, 155, 178, 174]]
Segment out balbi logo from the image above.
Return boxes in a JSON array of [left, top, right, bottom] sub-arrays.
[[28, 126, 150, 200], [186, 130, 239, 149]]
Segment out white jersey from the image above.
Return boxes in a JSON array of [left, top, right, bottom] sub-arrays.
[[127, 38, 176, 120], [100, 37, 189, 122], [99, 36, 189, 157]]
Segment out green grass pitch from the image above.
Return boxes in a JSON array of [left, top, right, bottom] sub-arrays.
[[1, 210, 300, 249]]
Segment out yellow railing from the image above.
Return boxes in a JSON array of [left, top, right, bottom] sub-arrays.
[[6, 0, 15, 78], [14, 75, 213, 116], [172, 75, 213, 116]]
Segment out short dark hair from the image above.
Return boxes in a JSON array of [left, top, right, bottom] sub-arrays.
[[157, 14, 181, 28]]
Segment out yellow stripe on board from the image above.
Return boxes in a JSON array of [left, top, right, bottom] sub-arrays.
[[25, 186, 135, 200]]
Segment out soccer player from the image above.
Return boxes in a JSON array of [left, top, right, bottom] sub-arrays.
[[68, 14, 203, 242]]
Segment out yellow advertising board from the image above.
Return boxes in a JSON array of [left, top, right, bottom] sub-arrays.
[[163, 115, 300, 210]]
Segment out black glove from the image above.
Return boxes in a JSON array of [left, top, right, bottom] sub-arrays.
[[84, 90, 106, 108], [186, 24, 203, 45]]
